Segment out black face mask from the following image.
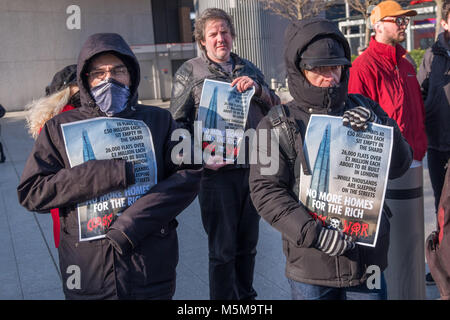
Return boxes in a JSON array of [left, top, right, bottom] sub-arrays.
[[68, 91, 81, 108], [287, 66, 349, 113]]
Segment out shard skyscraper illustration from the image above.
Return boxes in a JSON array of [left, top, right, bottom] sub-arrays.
[[82, 129, 96, 162], [204, 86, 218, 129], [306, 123, 331, 215]]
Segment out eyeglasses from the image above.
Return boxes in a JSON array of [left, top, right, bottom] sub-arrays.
[[381, 16, 410, 27], [87, 65, 128, 80]]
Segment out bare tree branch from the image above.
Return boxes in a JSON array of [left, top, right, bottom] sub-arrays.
[[258, 0, 329, 21], [347, 0, 380, 47]]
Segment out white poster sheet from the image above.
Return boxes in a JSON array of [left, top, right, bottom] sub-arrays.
[[299, 115, 393, 247], [61, 117, 157, 241], [197, 79, 255, 161]]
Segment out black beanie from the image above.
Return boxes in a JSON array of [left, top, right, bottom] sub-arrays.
[[45, 64, 77, 96]]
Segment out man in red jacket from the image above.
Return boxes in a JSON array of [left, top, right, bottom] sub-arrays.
[[349, 0, 427, 299], [349, 0, 427, 163]]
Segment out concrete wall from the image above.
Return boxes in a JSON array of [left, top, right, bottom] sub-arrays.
[[0, 0, 155, 111]]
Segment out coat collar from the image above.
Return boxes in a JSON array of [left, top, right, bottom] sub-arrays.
[[369, 36, 406, 67], [433, 32, 450, 57]]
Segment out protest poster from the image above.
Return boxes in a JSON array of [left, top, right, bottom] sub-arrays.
[[61, 118, 157, 241], [197, 79, 255, 162], [299, 115, 393, 247]]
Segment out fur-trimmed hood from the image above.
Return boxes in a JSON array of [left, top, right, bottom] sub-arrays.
[[25, 87, 71, 139]]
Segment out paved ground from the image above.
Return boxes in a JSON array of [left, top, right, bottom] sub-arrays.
[[0, 105, 441, 300]]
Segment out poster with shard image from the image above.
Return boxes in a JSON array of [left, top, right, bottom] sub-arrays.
[[298, 115, 393, 247], [61, 117, 157, 241], [197, 79, 255, 162]]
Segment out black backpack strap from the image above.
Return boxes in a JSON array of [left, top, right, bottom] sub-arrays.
[[267, 105, 311, 176]]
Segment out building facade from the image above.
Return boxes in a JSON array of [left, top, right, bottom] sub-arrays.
[[0, 0, 196, 112]]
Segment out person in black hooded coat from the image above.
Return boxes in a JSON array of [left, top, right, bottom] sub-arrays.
[[249, 18, 413, 300], [17, 33, 201, 300]]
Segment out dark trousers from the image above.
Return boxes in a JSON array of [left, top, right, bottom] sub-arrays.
[[427, 149, 450, 212], [0, 142, 4, 162], [198, 168, 260, 300], [0, 124, 5, 162]]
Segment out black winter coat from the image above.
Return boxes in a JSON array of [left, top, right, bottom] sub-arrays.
[[417, 32, 450, 152], [249, 19, 412, 287], [17, 33, 201, 299]]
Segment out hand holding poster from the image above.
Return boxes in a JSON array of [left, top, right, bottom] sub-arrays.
[[299, 115, 393, 247], [61, 118, 157, 241], [197, 79, 255, 162]]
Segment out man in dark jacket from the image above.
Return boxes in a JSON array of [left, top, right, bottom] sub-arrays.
[[418, 1, 450, 285], [249, 18, 412, 300], [169, 8, 279, 300], [17, 33, 201, 300], [418, 2, 450, 216]]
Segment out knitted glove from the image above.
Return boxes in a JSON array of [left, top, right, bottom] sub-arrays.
[[315, 226, 355, 256], [342, 106, 379, 131]]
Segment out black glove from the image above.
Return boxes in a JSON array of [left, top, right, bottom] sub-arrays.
[[342, 106, 379, 131], [315, 226, 355, 256]]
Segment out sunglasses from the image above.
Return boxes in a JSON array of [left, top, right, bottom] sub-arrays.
[[381, 16, 410, 27]]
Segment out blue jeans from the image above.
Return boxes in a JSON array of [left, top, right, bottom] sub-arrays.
[[288, 274, 387, 300]]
